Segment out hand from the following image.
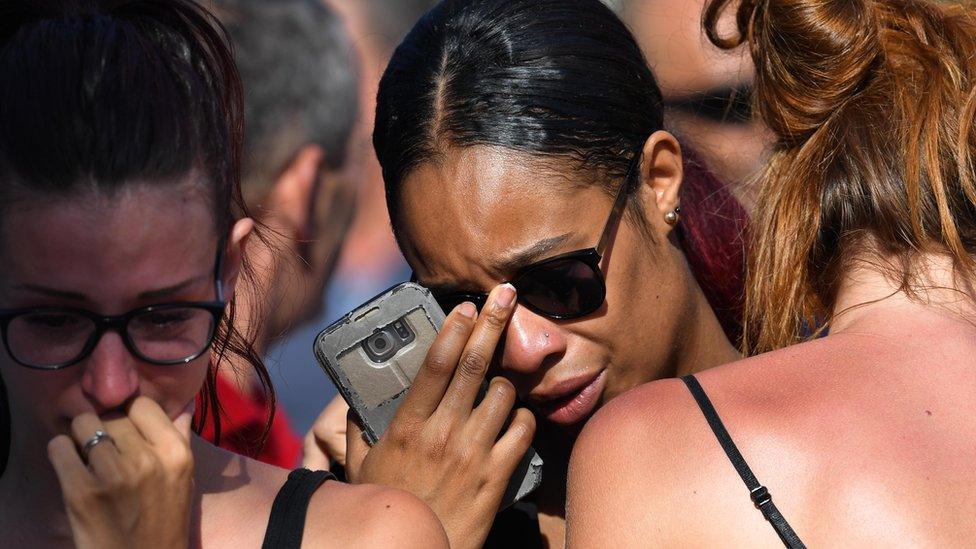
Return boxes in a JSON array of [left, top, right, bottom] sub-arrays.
[[47, 397, 195, 549], [303, 394, 350, 470], [345, 284, 536, 549]]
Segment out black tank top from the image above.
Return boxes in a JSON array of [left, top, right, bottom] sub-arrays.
[[682, 375, 806, 548], [261, 468, 335, 549]]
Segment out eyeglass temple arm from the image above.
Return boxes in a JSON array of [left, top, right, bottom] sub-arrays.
[[214, 242, 225, 302], [596, 155, 639, 256]]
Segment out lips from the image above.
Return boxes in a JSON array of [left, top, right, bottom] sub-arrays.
[[530, 369, 607, 426]]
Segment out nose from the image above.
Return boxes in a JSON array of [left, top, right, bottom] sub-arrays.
[[80, 331, 140, 411], [499, 305, 567, 381]]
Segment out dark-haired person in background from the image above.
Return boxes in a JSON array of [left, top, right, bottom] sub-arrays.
[[0, 0, 446, 546], [568, 0, 976, 545], [200, 0, 361, 467], [312, 0, 750, 546]]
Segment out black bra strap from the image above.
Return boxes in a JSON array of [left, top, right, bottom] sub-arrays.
[[262, 468, 335, 549], [681, 375, 806, 549]]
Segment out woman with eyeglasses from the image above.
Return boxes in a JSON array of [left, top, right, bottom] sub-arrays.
[[567, 0, 976, 545], [0, 1, 447, 547], [304, 0, 748, 547]]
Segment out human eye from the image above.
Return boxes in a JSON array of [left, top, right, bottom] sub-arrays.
[[139, 309, 196, 329], [23, 312, 85, 329], [11, 312, 91, 345]]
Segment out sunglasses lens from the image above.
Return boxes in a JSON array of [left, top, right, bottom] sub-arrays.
[[517, 257, 605, 318], [435, 293, 486, 315]]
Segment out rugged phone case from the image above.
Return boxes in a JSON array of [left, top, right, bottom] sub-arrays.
[[314, 282, 543, 509]]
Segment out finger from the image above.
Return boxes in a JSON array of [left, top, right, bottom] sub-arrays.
[[344, 411, 370, 482], [48, 434, 95, 492], [69, 413, 119, 463], [395, 302, 478, 421], [172, 400, 195, 444], [443, 284, 516, 415], [468, 377, 518, 446], [302, 429, 331, 471], [490, 407, 536, 474], [304, 396, 349, 469], [126, 396, 185, 449]]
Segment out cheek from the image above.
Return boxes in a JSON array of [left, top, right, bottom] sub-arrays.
[[135, 356, 209, 417], [0, 358, 84, 435]]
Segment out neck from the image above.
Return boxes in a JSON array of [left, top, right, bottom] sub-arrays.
[[831, 251, 976, 334], [675, 278, 741, 377]]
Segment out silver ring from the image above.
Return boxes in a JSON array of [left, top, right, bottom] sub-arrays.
[[82, 430, 115, 461]]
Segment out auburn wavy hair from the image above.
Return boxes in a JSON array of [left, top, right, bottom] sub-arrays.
[[704, 0, 976, 354]]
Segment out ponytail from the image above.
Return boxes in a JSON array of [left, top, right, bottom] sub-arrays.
[[705, 0, 976, 353]]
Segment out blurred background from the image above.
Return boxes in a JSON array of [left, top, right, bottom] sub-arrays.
[[225, 0, 772, 440]]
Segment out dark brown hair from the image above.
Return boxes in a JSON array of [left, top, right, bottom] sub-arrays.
[[704, 0, 976, 353], [0, 0, 274, 472]]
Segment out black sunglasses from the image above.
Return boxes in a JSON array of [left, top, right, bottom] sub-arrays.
[[0, 249, 227, 370], [424, 153, 638, 320]]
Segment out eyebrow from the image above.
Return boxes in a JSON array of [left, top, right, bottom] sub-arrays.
[[490, 232, 575, 274], [14, 274, 211, 303], [421, 233, 576, 295]]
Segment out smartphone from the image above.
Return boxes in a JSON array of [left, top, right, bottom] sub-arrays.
[[313, 282, 543, 509]]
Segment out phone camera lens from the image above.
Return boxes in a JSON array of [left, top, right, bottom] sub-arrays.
[[364, 330, 398, 362]]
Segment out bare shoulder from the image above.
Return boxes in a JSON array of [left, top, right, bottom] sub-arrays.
[[569, 320, 976, 547], [567, 344, 830, 547], [304, 482, 449, 548], [567, 376, 731, 547]]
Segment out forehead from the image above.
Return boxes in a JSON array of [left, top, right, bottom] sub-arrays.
[[0, 182, 217, 300], [398, 147, 612, 289]]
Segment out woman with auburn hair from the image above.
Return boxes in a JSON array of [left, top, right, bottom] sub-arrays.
[[568, 0, 976, 546], [0, 1, 445, 547]]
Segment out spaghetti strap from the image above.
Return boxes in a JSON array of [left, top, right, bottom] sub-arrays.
[[262, 468, 335, 549], [681, 375, 807, 549]]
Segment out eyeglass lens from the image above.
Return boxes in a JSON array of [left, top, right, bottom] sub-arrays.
[[6, 308, 217, 368]]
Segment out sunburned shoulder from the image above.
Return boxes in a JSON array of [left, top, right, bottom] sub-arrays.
[[304, 483, 449, 548], [566, 343, 836, 547]]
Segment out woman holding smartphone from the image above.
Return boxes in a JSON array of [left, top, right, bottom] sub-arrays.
[[568, 0, 976, 545], [0, 1, 446, 547], [311, 0, 750, 547]]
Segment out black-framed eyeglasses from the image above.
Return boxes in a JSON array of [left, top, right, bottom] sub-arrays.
[[0, 251, 227, 370], [424, 152, 640, 320]]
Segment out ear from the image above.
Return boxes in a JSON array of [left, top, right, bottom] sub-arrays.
[[221, 217, 255, 300], [267, 143, 326, 242], [637, 130, 683, 233]]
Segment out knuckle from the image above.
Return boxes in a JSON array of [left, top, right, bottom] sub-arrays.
[[482, 307, 509, 329], [458, 350, 489, 380], [489, 377, 516, 404], [423, 352, 455, 377]]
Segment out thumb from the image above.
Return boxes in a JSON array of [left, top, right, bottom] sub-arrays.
[[344, 411, 370, 483], [173, 400, 195, 444]]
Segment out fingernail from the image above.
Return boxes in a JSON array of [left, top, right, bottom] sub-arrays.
[[494, 283, 516, 309], [457, 301, 477, 318]]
